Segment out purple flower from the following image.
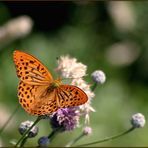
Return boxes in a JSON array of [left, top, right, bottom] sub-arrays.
[[50, 107, 80, 131]]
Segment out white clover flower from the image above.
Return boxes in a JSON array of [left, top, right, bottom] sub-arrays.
[[131, 113, 146, 128], [56, 55, 87, 79], [91, 70, 106, 84]]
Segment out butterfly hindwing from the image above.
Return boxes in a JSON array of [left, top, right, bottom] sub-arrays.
[[31, 87, 59, 115], [18, 81, 35, 114], [56, 85, 88, 108], [18, 81, 58, 116]]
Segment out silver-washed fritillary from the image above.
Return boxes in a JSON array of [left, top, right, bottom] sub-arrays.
[[13, 50, 88, 116]]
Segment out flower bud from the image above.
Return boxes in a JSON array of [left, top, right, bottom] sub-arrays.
[[18, 120, 38, 138], [38, 136, 50, 147], [91, 70, 106, 84], [131, 113, 146, 128], [83, 126, 92, 135]]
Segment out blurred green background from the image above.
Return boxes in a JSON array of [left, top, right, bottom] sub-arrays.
[[0, 1, 147, 147]]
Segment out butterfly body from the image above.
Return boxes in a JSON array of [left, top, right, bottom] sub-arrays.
[[13, 50, 88, 116]]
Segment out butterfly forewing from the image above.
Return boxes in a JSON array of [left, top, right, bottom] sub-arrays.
[[56, 85, 88, 108], [13, 50, 53, 85]]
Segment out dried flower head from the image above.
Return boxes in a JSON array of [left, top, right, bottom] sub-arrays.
[[91, 70, 106, 84], [56, 55, 87, 78], [131, 113, 146, 128], [18, 120, 38, 138]]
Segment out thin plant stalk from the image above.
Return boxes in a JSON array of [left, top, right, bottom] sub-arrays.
[[76, 127, 135, 147], [48, 128, 61, 142], [37, 128, 62, 147], [91, 82, 97, 91], [19, 135, 28, 147], [65, 133, 84, 147], [0, 104, 20, 136], [15, 116, 42, 147]]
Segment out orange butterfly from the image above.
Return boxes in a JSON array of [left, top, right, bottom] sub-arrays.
[[13, 50, 88, 116]]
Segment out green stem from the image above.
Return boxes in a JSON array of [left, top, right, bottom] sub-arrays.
[[76, 127, 135, 147], [65, 133, 84, 147], [91, 82, 97, 91], [0, 105, 20, 136], [15, 116, 42, 147], [48, 129, 59, 142], [48, 128, 63, 142], [20, 135, 28, 147], [37, 128, 61, 147]]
